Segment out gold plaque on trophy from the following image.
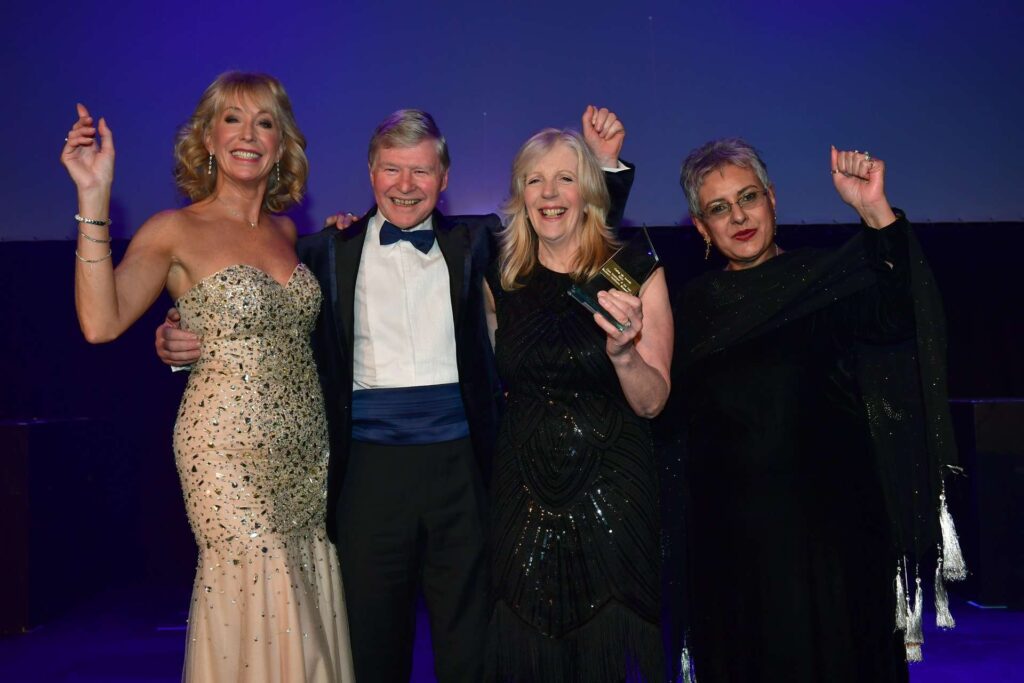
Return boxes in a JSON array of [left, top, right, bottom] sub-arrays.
[[568, 227, 660, 331]]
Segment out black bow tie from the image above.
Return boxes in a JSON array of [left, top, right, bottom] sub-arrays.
[[379, 221, 435, 254]]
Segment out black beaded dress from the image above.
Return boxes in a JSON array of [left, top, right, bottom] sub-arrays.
[[486, 263, 664, 683]]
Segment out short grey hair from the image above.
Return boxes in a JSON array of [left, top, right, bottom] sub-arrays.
[[368, 109, 450, 171], [680, 138, 771, 218]]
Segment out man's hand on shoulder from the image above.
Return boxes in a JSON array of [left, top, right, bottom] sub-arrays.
[[155, 307, 201, 367], [323, 212, 361, 230]]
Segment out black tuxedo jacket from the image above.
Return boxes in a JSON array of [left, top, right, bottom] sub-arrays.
[[298, 208, 503, 541], [298, 164, 634, 541]]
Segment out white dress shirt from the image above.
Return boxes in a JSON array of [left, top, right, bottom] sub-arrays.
[[352, 211, 459, 390]]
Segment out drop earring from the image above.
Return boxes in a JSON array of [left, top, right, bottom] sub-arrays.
[[703, 235, 712, 261], [275, 162, 281, 185], [207, 153, 214, 176]]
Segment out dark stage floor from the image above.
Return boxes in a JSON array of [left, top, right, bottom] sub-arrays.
[[1, 583, 1020, 682]]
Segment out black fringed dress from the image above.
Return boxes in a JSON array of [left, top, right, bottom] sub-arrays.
[[486, 263, 664, 682]]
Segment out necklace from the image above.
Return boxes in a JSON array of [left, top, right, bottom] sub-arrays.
[[217, 197, 260, 229], [231, 210, 259, 229]]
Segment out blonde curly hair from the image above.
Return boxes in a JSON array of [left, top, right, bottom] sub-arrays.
[[173, 72, 308, 213], [498, 128, 616, 291]]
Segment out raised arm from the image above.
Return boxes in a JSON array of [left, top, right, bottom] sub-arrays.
[[582, 105, 633, 227], [830, 147, 914, 341], [61, 104, 173, 343], [582, 105, 624, 169], [831, 146, 897, 229]]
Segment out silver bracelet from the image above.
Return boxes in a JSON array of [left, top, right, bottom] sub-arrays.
[[79, 229, 112, 244], [75, 249, 112, 263], [75, 213, 112, 227]]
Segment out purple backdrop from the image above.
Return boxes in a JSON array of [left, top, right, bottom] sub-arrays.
[[7, 0, 1024, 242]]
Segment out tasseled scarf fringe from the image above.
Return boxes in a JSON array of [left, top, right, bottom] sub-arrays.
[[906, 575, 925, 663], [939, 487, 967, 581], [893, 562, 923, 662], [678, 646, 696, 683], [934, 561, 956, 629], [933, 484, 966, 631], [894, 566, 909, 632], [894, 483, 968, 662]]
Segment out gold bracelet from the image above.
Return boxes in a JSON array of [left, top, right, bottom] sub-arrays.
[[79, 229, 112, 244], [75, 249, 112, 263], [75, 213, 112, 227]]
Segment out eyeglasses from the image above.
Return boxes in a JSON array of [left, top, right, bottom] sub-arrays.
[[701, 188, 770, 221]]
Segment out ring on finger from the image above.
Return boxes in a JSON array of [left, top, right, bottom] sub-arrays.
[[863, 151, 871, 162], [621, 319, 632, 330]]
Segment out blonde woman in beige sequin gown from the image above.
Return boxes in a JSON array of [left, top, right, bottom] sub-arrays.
[[61, 73, 355, 682]]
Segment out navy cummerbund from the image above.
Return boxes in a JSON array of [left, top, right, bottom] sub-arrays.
[[351, 383, 470, 445]]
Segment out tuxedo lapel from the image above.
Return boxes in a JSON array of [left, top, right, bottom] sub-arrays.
[[332, 211, 373, 354], [433, 212, 469, 328]]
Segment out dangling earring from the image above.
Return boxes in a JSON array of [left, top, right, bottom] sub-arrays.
[[703, 235, 712, 261], [207, 153, 214, 176], [275, 162, 281, 185]]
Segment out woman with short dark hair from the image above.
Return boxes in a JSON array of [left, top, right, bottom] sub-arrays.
[[674, 139, 963, 682]]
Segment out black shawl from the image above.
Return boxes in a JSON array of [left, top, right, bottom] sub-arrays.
[[668, 215, 962, 665], [677, 216, 957, 559]]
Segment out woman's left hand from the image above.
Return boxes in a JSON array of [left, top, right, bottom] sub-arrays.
[[582, 105, 625, 169], [595, 288, 642, 357], [831, 146, 896, 228]]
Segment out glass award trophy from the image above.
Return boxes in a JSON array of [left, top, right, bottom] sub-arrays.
[[568, 227, 660, 331]]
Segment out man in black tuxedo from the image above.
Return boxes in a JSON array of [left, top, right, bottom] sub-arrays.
[[300, 110, 500, 683], [157, 106, 632, 682]]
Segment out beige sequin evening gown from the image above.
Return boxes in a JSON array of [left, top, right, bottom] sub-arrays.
[[173, 263, 354, 682]]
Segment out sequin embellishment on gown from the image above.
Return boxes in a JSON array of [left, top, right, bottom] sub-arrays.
[[174, 263, 353, 682]]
